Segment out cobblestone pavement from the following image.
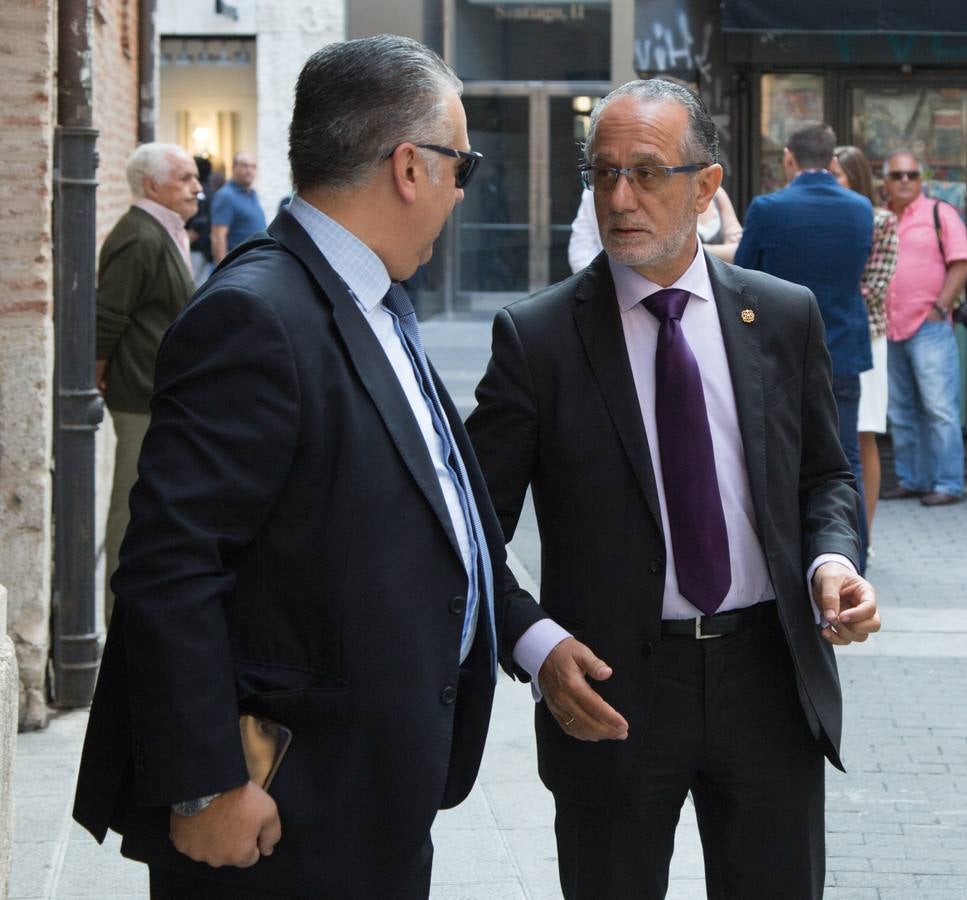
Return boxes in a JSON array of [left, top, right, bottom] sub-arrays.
[[8, 317, 966, 898]]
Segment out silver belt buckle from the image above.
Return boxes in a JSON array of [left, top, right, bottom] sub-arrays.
[[695, 616, 721, 640]]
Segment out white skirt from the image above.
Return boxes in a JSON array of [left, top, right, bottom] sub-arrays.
[[858, 335, 888, 434]]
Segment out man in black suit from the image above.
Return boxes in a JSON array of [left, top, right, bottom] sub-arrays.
[[467, 79, 880, 899], [73, 36, 550, 898]]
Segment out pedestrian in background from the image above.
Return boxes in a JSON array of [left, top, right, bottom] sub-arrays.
[[95, 142, 199, 626], [469, 78, 879, 900], [830, 145, 898, 546], [736, 122, 873, 571], [881, 149, 967, 507], [186, 155, 214, 286], [210, 151, 266, 263]]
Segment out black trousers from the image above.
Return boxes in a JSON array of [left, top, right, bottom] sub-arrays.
[[149, 836, 434, 900], [554, 610, 826, 900]]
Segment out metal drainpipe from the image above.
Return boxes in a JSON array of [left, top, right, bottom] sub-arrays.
[[138, 0, 157, 143], [51, 0, 103, 707]]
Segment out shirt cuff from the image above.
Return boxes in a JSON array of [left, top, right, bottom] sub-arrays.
[[806, 553, 857, 625], [512, 618, 572, 703]]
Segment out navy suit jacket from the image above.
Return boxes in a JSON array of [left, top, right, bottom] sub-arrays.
[[73, 210, 545, 895], [735, 171, 874, 376]]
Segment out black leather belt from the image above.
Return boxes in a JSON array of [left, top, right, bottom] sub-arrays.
[[661, 600, 776, 640]]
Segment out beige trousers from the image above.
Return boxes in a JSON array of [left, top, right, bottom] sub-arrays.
[[104, 410, 150, 627]]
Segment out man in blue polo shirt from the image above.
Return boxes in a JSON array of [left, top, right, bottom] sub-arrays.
[[211, 151, 267, 263]]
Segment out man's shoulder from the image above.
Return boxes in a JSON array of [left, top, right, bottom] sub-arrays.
[[101, 208, 166, 258], [192, 238, 311, 311], [717, 258, 814, 304], [503, 268, 587, 324]]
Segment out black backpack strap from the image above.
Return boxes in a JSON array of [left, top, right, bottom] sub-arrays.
[[933, 200, 948, 266]]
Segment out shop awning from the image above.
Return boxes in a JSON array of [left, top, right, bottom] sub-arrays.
[[721, 1, 967, 36]]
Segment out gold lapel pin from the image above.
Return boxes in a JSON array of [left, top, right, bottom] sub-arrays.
[[741, 308, 755, 324]]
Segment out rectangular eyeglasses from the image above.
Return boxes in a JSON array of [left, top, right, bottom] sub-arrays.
[[579, 162, 710, 193]]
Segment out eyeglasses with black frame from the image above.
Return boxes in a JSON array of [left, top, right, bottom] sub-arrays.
[[579, 162, 710, 193], [384, 143, 484, 189], [885, 169, 921, 182]]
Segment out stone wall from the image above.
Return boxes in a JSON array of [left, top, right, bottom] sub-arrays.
[[0, 0, 57, 731], [0, 585, 18, 899]]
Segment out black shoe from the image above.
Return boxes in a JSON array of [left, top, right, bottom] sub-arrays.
[[881, 485, 928, 500], [920, 491, 963, 507]]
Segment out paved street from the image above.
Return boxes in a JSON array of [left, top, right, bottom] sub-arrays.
[[8, 317, 967, 898]]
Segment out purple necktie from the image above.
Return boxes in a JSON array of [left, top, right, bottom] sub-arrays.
[[643, 288, 731, 616]]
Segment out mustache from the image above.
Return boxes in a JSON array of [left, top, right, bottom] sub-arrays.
[[604, 217, 652, 230]]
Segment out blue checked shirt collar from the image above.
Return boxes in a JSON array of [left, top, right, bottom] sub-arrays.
[[287, 195, 390, 310]]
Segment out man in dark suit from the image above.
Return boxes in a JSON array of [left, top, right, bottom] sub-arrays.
[[467, 80, 880, 899], [736, 123, 874, 569], [73, 36, 550, 898]]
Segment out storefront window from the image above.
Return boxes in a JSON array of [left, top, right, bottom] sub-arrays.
[[758, 73, 825, 194], [852, 86, 966, 215]]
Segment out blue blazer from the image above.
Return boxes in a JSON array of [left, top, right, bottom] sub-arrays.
[[735, 171, 873, 376]]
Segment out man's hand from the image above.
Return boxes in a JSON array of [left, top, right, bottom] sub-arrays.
[[538, 637, 629, 742], [812, 561, 881, 646], [169, 780, 281, 868], [95, 359, 108, 397]]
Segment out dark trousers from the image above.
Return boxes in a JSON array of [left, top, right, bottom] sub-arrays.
[[554, 610, 826, 900], [833, 372, 867, 573], [149, 837, 433, 900]]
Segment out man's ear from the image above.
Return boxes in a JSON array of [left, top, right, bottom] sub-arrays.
[[142, 176, 158, 202], [387, 144, 420, 205], [695, 162, 723, 212]]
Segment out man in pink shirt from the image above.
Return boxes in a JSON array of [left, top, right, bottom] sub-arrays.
[[882, 150, 967, 506]]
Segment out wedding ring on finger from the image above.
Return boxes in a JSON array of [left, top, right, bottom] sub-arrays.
[[563, 715, 575, 727]]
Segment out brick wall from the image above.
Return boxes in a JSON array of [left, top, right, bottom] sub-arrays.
[[93, 0, 140, 245]]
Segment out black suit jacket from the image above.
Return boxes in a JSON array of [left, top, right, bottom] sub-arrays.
[[466, 251, 861, 807], [73, 210, 543, 896]]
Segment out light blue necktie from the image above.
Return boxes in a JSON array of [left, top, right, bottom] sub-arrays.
[[382, 283, 497, 679]]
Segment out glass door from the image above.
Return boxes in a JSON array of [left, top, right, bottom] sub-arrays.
[[457, 95, 531, 315]]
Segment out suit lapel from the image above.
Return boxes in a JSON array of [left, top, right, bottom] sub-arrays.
[[267, 210, 463, 558], [707, 253, 769, 531], [572, 257, 664, 533]]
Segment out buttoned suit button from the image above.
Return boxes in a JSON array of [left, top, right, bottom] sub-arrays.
[[449, 595, 466, 615], [641, 642, 654, 657], [650, 557, 664, 574], [440, 685, 458, 705]]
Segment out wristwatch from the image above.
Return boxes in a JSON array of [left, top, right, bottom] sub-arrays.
[[171, 792, 221, 817]]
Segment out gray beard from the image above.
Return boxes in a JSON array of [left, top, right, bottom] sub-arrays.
[[602, 208, 698, 270]]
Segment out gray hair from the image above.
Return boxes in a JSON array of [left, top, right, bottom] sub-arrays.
[[289, 35, 463, 192], [883, 148, 920, 176], [126, 143, 189, 197], [584, 79, 719, 166]]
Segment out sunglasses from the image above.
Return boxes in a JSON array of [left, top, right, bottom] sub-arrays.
[[886, 170, 921, 181], [416, 144, 483, 189], [385, 143, 483, 189]]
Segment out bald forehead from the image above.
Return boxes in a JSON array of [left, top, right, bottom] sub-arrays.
[[591, 97, 689, 164], [887, 151, 918, 169]]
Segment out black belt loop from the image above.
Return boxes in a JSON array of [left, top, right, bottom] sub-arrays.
[[661, 600, 777, 639]]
